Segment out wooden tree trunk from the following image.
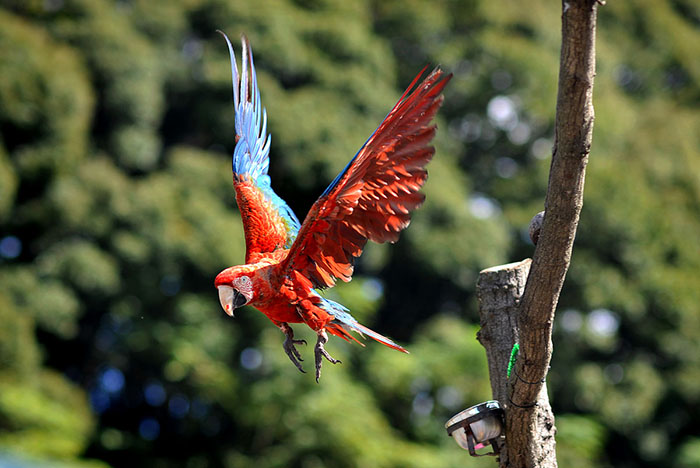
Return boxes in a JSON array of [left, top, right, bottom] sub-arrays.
[[474, 1, 600, 467]]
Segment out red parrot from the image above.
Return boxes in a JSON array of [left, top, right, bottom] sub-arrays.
[[214, 32, 451, 381]]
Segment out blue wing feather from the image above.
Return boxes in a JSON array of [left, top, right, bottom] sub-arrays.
[[220, 31, 300, 244], [256, 175, 300, 247]]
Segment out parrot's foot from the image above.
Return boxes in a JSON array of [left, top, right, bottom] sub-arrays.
[[280, 323, 307, 374], [314, 330, 341, 383]]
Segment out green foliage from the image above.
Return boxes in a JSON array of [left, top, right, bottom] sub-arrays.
[[0, 143, 17, 220], [0, 372, 94, 457], [677, 438, 700, 468], [0, 0, 698, 467], [0, 292, 41, 376], [0, 290, 96, 464], [556, 414, 608, 468], [0, 8, 93, 177], [0, 267, 81, 338]]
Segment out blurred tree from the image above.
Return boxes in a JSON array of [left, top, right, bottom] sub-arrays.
[[0, 0, 697, 467]]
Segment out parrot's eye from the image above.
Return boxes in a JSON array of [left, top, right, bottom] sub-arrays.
[[233, 289, 248, 307], [218, 285, 235, 316]]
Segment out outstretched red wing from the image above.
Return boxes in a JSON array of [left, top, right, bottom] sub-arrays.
[[281, 67, 452, 288]]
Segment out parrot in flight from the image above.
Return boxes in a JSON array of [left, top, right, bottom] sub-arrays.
[[214, 32, 451, 382]]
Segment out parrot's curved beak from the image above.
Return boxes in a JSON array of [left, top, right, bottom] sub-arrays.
[[218, 285, 236, 317], [218, 285, 249, 317]]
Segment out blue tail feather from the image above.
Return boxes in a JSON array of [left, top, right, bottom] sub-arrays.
[[318, 295, 407, 352]]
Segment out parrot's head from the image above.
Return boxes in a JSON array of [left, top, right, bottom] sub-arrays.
[[215, 268, 254, 317]]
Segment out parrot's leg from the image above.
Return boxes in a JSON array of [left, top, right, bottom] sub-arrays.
[[314, 329, 342, 383], [279, 323, 306, 373]]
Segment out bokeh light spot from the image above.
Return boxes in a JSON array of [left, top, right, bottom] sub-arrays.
[[469, 194, 501, 219], [240, 347, 263, 370], [588, 308, 619, 337], [169, 394, 190, 419], [101, 367, 125, 394], [0, 236, 22, 259], [144, 382, 167, 406], [138, 418, 160, 440], [487, 95, 518, 130]]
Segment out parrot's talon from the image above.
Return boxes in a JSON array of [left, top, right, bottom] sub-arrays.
[[280, 323, 306, 373], [314, 330, 341, 383], [283, 341, 305, 373]]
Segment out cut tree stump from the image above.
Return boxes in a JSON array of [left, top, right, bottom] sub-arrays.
[[477, 259, 557, 468]]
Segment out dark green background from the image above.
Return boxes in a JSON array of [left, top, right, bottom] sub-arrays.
[[1, 0, 699, 467]]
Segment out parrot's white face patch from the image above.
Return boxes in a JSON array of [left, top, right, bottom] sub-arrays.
[[233, 275, 254, 303], [218, 285, 235, 316]]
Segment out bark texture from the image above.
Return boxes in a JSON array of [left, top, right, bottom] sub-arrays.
[[475, 1, 599, 467]]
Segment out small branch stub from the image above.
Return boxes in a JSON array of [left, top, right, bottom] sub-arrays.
[[528, 211, 545, 246]]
